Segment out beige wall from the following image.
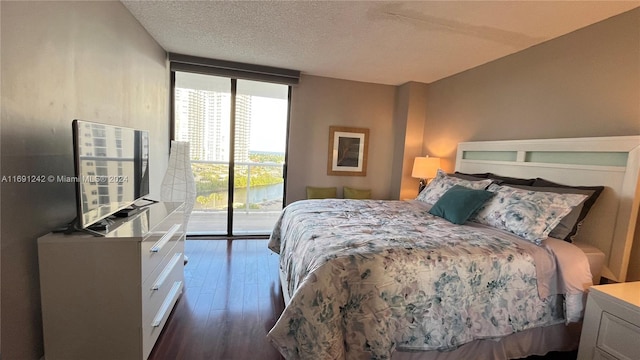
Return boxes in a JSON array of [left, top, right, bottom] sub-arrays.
[[392, 82, 429, 201], [0, 2, 168, 358], [287, 75, 397, 202], [422, 8, 640, 280], [423, 8, 640, 170]]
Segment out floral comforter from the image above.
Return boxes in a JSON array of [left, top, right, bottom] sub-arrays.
[[267, 199, 579, 360]]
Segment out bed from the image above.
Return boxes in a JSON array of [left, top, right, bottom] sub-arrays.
[[267, 136, 640, 360]]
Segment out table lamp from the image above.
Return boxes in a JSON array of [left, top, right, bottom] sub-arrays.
[[411, 156, 441, 193]]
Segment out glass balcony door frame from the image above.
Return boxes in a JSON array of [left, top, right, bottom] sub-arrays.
[[170, 70, 292, 238]]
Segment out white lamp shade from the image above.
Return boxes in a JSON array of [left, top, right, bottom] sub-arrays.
[[411, 156, 441, 179], [161, 141, 196, 217]]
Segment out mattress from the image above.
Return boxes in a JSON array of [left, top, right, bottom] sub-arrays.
[[572, 242, 605, 285]]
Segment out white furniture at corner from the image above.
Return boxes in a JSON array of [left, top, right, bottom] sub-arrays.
[[38, 201, 185, 360], [577, 282, 640, 360]]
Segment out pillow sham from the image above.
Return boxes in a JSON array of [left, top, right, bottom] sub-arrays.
[[344, 186, 371, 199], [511, 185, 595, 241], [428, 185, 494, 225], [487, 173, 535, 186], [451, 171, 490, 181], [532, 178, 605, 241], [416, 169, 493, 205], [452, 172, 535, 185], [472, 184, 588, 245]]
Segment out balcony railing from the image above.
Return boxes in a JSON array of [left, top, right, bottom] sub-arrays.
[[188, 159, 284, 235]]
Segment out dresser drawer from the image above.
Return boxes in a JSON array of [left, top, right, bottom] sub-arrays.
[[142, 239, 184, 315], [141, 243, 184, 360], [141, 222, 183, 283], [578, 283, 640, 360], [595, 311, 640, 360], [593, 348, 618, 360]]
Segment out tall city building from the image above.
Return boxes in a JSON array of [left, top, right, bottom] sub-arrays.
[[174, 88, 252, 163], [234, 95, 252, 163]]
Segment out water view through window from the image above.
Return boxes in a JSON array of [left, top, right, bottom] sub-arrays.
[[174, 72, 288, 235]]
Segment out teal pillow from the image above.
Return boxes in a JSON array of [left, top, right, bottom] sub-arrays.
[[428, 185, 494, 225]]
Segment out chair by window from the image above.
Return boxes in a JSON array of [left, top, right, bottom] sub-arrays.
[[306, 186, 337, 199], [343, 187, 371, 199]]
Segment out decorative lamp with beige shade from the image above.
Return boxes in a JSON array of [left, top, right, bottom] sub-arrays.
[[411, 156, 441, 194]]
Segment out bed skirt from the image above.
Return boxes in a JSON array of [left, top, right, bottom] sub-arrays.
[[392, 322, 581, 360]]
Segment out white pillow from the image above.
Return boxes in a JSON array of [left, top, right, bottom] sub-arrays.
[[416, 169, 493, 205], [473, 184, 588, 245]]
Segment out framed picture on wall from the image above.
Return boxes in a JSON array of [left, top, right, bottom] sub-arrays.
[[327, 126, 369, 176]]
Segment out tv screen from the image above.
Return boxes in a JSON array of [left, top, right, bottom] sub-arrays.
[[72, 120, 149, 229]]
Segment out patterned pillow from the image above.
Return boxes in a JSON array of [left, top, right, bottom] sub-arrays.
[[510, 185, 595, 241], [416, 169, 493, 205], [472, 184, 588, 245], [532, 178, 605, 242]]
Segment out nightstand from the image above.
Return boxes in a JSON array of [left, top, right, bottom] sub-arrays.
[[577, 281, 640, 360]]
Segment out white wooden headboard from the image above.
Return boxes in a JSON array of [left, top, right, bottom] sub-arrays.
[[455, 136, 640, 282]]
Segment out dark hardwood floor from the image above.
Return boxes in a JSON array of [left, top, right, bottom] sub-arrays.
[[149, 239, 285, 360], [149, 239, 577, 360]]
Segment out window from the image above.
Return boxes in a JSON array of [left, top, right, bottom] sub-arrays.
[[170, 54, 299, 236]]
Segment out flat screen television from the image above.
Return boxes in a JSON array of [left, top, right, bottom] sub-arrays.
[[72, 119, 150, 230]]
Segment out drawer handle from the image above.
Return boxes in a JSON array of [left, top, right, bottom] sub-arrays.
[[152, 253, 182, 291], [150, 224, 181, 253], [151, 281, 182, 327]]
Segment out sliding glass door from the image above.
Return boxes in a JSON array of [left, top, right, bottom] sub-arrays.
[[232, 80, 288, 235], [173, 72, 289, 236]]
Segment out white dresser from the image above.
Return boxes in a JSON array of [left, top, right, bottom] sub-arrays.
[[577, 282, 640, 360], [38, 202, 185, 360]]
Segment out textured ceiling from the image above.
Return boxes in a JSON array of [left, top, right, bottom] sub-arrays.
[[122, 1, 639, 85]]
